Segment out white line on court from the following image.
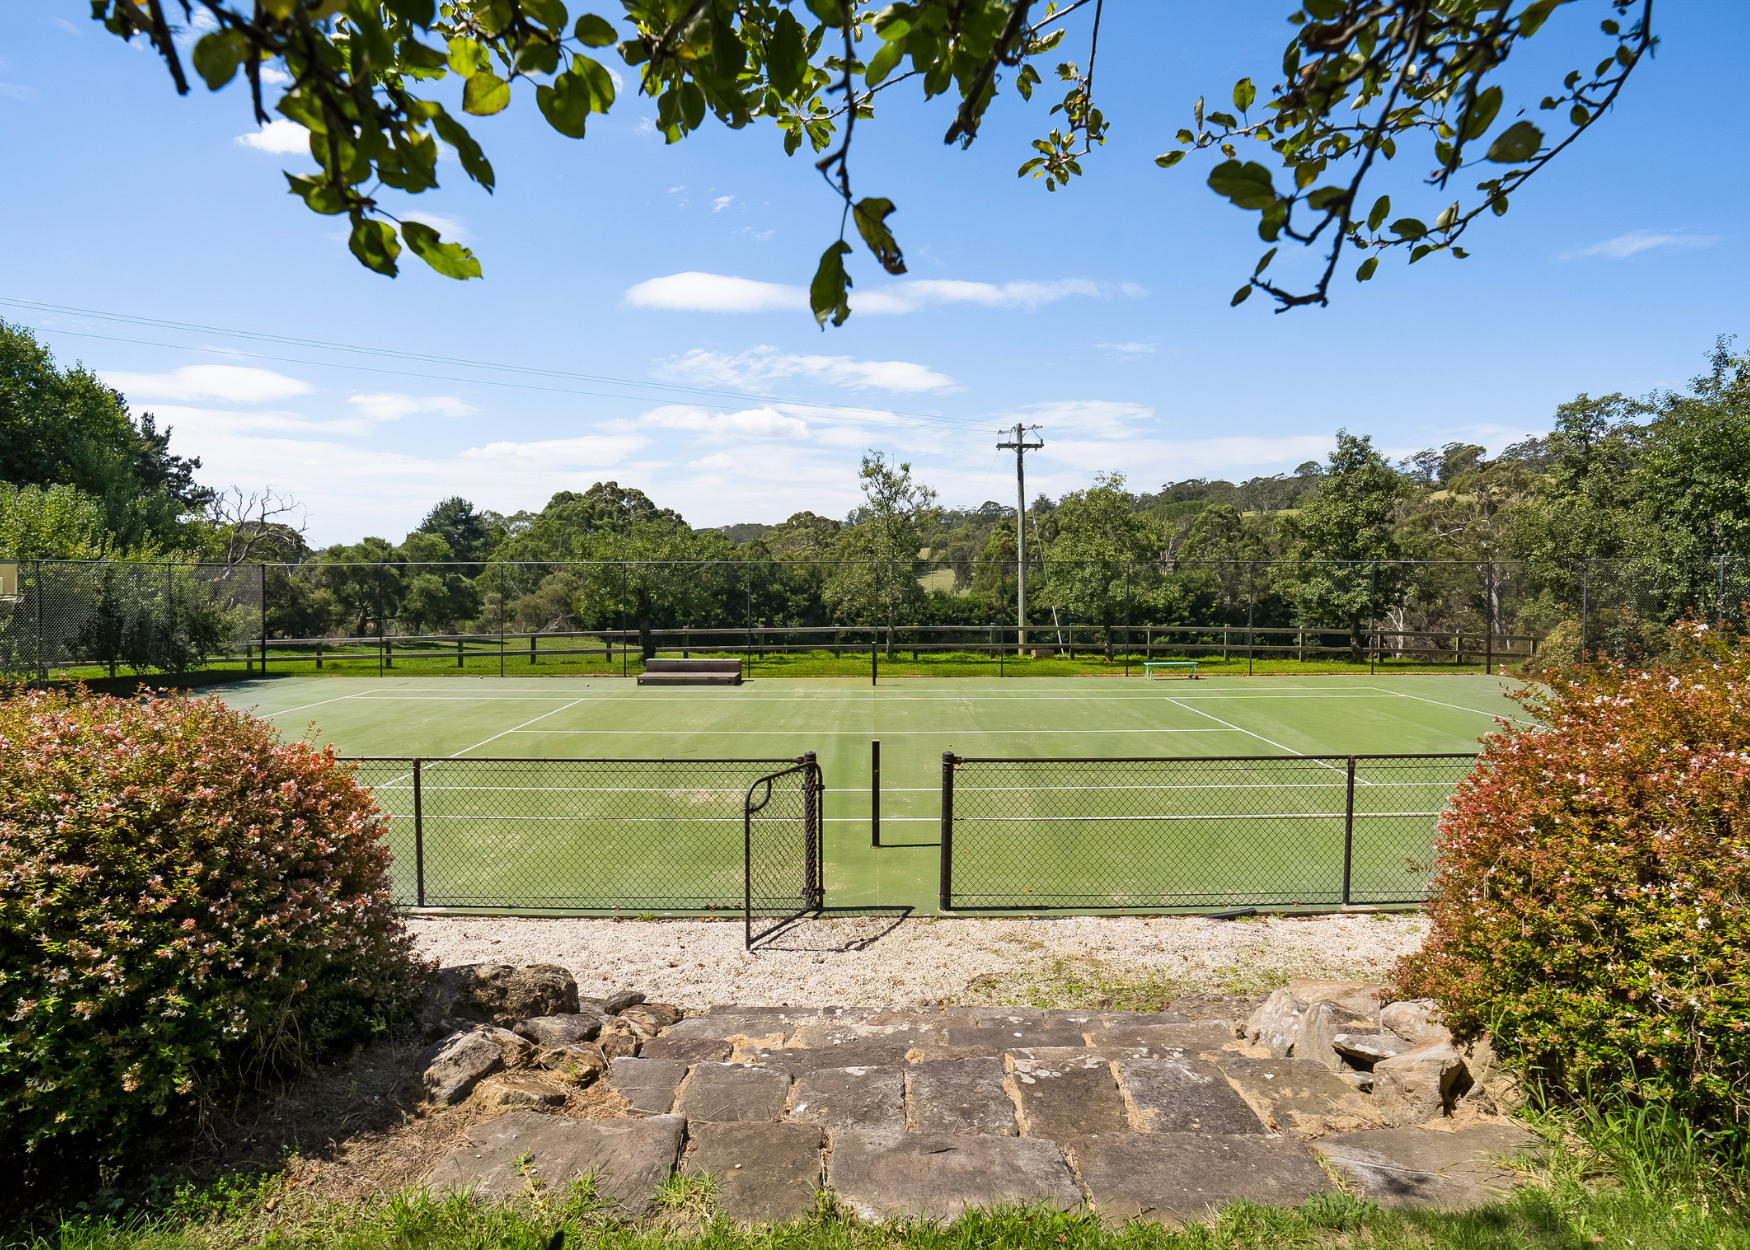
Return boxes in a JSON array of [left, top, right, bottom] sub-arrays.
[[257, 690, 395, 717], [1384, 688, 1533, 724], [449, 699, 593, 756], [1159, 696, 1362, 781], [506, 728, 1243, 735]]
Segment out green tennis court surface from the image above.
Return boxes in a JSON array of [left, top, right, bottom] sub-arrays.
[[221, 673, 1521, 915]]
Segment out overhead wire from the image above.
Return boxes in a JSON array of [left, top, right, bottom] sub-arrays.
[[0, 295, 998, 430]]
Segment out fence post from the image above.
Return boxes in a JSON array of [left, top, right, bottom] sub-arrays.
[[804, 750, 821, 909], [871, 738, 881, 848], [1341, 755, 1356, 906], [1580, 559, 1589, 656], [413, 758, 425, 908], [1485, 561, 1495, 675], [1247, 560, 1255, 677], [259, 561, 268, 674], [939, 752, 955, 912], [1124, 562, 1131, 677], [498, 562, 505, 679], [34, 560, 44, 682]]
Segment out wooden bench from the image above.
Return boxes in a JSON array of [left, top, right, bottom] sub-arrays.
[[1143, 660, 1199, 680], [637, 657, 743, 686]]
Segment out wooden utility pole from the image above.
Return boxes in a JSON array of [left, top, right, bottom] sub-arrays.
[[997, 423, 1044, 652]]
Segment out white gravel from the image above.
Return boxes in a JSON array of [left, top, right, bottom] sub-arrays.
[[406, 913, 1430, 1009]]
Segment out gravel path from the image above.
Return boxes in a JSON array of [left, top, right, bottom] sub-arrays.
[[407, 913, 1429, 1009]]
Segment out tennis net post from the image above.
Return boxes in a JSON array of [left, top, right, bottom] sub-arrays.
[[871, 738, 881, 847], [939, 751, 956, 911]]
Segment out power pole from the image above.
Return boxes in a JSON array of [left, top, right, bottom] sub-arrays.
[[997, 423, 1044, 652]]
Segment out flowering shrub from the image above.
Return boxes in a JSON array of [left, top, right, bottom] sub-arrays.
[[0, 687, 421, 1155], [1397, 619, 1750, 1136]]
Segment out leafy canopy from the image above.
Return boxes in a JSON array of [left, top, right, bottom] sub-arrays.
[[95, 1, 1654, 321]]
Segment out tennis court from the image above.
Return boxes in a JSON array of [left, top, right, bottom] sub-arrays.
[[225, 672, 1522, 916]]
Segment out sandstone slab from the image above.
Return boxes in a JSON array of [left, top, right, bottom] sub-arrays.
[[1093, 1022, 1238, 1056], [675, 1062, 790, 1124], [789, 1065, 907, 1145], [473, 1072, 567, 1111], [1166, 993, 1265, 1025], [1373, 1039, 1469, 1126], [829, 1130, 1079, 1222], [536, 1043, 606, 1085], [1116, 1058, 1266, 1135], [1068, 1132, 1332, 1225], [1008, 1051, 1129, 1141], [620, 1003, 684, 1031], [638, 1037, 732, 1065], [458, 964, 580, 1027], [1381, 999, 1451, 1045], [1293, 1002, 1378, 1072], [1285, 979, 1385, 1021], [1251, 988, 1309, 1057], [514, 1013, 604, 1048], [607, 1056, 689, 1115], [1204, 1053, 1384, 1138], [424, 1111, 684, 1217], [1334, 1032, 1412, 1063], [684, 1122, 824, 1224], [908, 1057, 1017, 1136], [420, 1030, 504, 1105], [1311, 1123, 1536, 1209], [944, 1025, 1089, 1050], [665, 1015, 795, 1044]]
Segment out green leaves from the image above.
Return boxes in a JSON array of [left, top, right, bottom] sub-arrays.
[[1356, 256, 1378, 282], [1390, 218, 1428, 240], [348, 219, 401, 276], [1232, 77, 1255, 113], [401, 220, 482, 279], [1253, 247, 1277, 276], [852, 198, 907, 275], [810, 240, 853, 330], [538, 55, 615, 136], [1207, 160, 1276, 211], [432, 110, 495, 192], [1154, 150, 1185, 169], [1230, 284, 1252, 306], [1486, 120, 1543, 163], [1460, 85, 1503, 140], [573, 13, 617, 46], [463, 71, 511, 116], [191, 29, 249, 90], [804, 0, 846, 27], [284, 173, 346, 215], [1366, 195, 1391, 231], [766, 9, 809, 100], [865, 39, 904, 86]]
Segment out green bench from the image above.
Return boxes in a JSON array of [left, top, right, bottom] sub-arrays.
[[1143, 660, 1199, 679]]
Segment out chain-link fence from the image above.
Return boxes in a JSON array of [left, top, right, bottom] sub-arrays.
[[7, 555, 1745, 683], [937, 752, 1477, 911], [347, 754, 822, 946]]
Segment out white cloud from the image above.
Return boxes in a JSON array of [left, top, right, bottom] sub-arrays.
[[259, 63, 293, 86], [657, 345, 957, 394], [463, 435, 646, 466], [1098, 342, 1158, 358], [712, 195, 735, 213], [348, 392, 476, 420], [101, 364, 312, 404], [624, 272, 807, 313], [689, 452, 741, 471], [136, 403, 376, 439], [624, 271, 1124, 315], [0, 82, 40, 101], [1563, 229, 1721, 260], [237, 119, 310, 153], [637, 404, 811, 440]]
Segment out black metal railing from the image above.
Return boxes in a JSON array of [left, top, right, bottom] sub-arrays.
[[347, 754, 822, 948], [937, 752, 1477, 912]]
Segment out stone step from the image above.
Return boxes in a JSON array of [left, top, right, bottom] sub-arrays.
[[1066, 1132, 1333, 1225], [424, 1111, 684, 1218], [829, 1130, 1080, 1222], [684, 1122, 824, 1223]]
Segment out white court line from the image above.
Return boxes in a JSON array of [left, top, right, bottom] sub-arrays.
[[825, 817, 936, 822], [257, 690, 394, 717], [1386, 688, 1534, 725], [1160, 696, 1361, 781], [447, 698, 592, 756]]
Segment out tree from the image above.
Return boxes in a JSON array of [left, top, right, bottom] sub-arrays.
[[95, 1, 1653, 321], [417, 496, 492, 566], [1043, 472, 1159, 661], [1287, 430, 1411, 659], [825, 452, 939, 653], [0, 484, 110, 561]]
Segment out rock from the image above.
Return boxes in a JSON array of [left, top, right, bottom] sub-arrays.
[[674, 1062, 791, 1125], [455, 964, 581, 1027], [479, 1025, 535, 1069], [943, 1025, 1089, 1050], [607, 1056, 689, 1115], [597, 1018, 642, 1061], [1008, 1050, 1128, 1141], [1286, 979, 1386, 1022], [474, 1072, 569, 1111], [742, 1041, 912, 1073], [425, 1111, 685, 1217], [828, 1130, 1079, 1222], [1068, 1133, 1332, 1226], [1333, 1032, 1413, 1063], [907, 1057, 1018, 1136], [1292, 1003, 1379, 1072], [1089, 1022, 1239, 1056], [1373, 1039, 1470, 1126], [514, 1013, 604, 1048], [421, 1029, 505, 1105], [639, 1036, 732, 1065], [603, 989, 646, 1014], [1381, 999, 1451, 1045], [537, 1043, 607, 1086], [1253, 988, 1309, 1058], [621, 1003, 684, 1031], [1166, 993, 1265, 1027], [1311, 1123, 1537, 1209], [789, 1065, 907, 1145], [1204, 1053, 1384, 1139], [683, 1122, 824, 1224], [1456, 1033, 1523, 1109], [1115, 1058, 1267, 1135], [663, 1015, 794, 1045]]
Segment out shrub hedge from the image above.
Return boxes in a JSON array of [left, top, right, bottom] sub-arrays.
[[1398, 619, 1750, 1138], [0, 687, 421, 1156]]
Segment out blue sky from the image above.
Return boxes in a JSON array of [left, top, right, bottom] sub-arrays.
[[1, 2, 1743, 546]]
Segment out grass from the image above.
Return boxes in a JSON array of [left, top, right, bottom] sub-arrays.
[[12, 1104, 1749, 1250]]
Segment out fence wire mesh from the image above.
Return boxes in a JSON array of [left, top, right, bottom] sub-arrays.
[[347, 755, 822, 941], [939, 753, 1476, 910]]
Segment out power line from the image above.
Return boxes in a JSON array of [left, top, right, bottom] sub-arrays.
[[0, 296, 996, 430]]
